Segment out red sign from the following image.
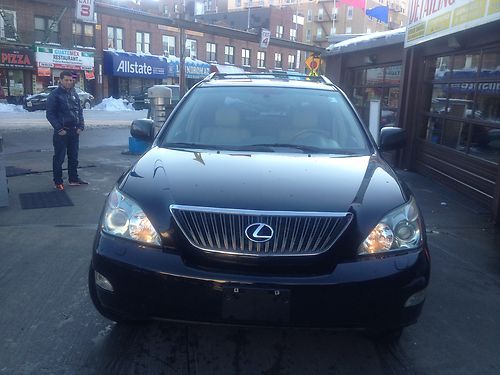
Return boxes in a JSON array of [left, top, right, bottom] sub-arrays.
[[0, 48, 34, 69]]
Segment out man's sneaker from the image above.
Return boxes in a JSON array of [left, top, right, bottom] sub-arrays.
[[68, 179, 89, 186], [54, 183, 64, 191]]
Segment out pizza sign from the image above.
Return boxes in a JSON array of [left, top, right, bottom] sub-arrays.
[[76, 0, 95, 23]]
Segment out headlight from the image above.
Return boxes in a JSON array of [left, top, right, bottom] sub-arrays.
[[358, 197, 422, 255], [102, 187, 161, 246]]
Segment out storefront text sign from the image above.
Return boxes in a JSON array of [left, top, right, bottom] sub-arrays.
[[0, 48, 35, 69], [103, 51, 168, 79], [405, 0, 500, 47], [35, 47, 95, 71], [76, 0, 95, 23]]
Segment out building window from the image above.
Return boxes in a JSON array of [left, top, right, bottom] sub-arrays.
[[107, 26, 123, 50], [224, 45, 235, 64], [288, 54, 295, 70], [162, 35, 175, 56], [236, 0, 241, 7], [257, 51, 266, 68], [316, 28, 323, 39], [206, 42, 217, 61], [276, 25, 283, 38], [346, 26, 352, 34], [242, 48, 251, 66], [332, 7, 338, 20], [290, 28, 296, 41], [274, 53, 282, 69], [72, 22, 94, 48], [307, 9, 312, 22], [347, 6, 354, 20], [317, 8, 324, 21], [35, 16, 59, 44], [306, 29, 312, 42], [186, 38, 197, 58], [420, 50, 500, 163], [136, 32, 151, 53], [0, 10, 16, 40]]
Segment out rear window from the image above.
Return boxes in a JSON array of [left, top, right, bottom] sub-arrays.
[[161, 86, 370, 154]]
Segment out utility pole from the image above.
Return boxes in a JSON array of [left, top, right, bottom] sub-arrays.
[[177, 1, 187, 97]]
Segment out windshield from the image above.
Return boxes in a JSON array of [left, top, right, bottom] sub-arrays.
[[160, 86, 371, 154]]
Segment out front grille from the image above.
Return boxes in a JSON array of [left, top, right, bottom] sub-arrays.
[[170, 205, 353, 256]]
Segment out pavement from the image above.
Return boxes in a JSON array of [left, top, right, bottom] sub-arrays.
[[0, 125, 500, 373]]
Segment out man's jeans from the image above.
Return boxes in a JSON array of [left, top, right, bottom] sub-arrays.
[[53, 131, 79, 184]]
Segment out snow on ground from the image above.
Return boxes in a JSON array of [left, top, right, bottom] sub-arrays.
[[91, 97, 135, 112], [0, 103, 27, 113]]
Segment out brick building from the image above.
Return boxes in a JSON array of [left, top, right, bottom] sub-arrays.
[[0, 0, 313, 104]]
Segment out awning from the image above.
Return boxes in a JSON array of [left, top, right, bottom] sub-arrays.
[[103, 50, 168, 79], [167, 56, 210, 79], [210, 64, 245, 74]]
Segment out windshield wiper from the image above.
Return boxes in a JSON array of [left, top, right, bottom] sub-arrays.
[[163, 142, 220, 150], [244, 143, 324, 153]]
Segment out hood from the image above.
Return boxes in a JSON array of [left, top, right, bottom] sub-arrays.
[[121, 148, 406, 216]]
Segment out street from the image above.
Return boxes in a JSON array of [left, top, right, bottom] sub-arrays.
[[0, 111, 500, 374]]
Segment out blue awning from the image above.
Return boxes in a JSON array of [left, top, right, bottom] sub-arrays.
[[167, 56, 210, 79], [103, 50, 168, 79]]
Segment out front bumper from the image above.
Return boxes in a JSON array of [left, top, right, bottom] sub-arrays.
[[92, 233, 430, 329]]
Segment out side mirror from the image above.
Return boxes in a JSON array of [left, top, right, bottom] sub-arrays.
[[379, 127, 406, 151], [130, 118, 154, 142]]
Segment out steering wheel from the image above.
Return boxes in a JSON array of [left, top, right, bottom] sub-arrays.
[[290, 129, 331, 142]]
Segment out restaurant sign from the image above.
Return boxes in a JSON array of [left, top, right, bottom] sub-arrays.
[[405, 0, 500, 47], [0, 47, 35, 69], [35, 47, 94, 71]]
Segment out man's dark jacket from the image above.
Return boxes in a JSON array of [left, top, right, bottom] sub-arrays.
[[46, 86, 84, 132]]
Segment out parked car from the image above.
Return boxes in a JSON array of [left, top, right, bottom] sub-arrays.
[[24, 86, 94, 111], [89, 73, 430, 340], [130, 84, 180, 110]]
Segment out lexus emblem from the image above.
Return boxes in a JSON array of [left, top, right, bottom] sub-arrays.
[[245, 223, 274, 243]]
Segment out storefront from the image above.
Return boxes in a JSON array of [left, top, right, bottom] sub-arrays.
[[34, 46, 95, 94], [323, 29, 405, 132], [167, 56, 211, 88], [103, 51, 169, 99], [0, 46, 35, 104], [400, 1, 500, 222]]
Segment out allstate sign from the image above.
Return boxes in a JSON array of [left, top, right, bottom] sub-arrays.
[[104, 51, 168, 79]]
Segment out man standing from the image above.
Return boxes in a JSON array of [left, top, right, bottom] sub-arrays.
[[46, 71, 88, 190]]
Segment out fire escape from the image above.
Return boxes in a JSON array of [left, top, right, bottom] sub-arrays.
[[313, 0, 334, 48], [42, 6, 67, 44]]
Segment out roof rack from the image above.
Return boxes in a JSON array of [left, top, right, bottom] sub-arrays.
[[203, 72, 334, 85]]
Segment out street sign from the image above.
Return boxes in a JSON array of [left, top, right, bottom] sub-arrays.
[[305, 55, 321, 76]]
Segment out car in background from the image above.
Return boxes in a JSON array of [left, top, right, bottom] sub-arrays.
[[130, 84, 180, 110], [89, 73, 430, 340], [24, 86, 94, 111]]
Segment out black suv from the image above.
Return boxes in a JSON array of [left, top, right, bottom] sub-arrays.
[[89, 73, 430, 338]]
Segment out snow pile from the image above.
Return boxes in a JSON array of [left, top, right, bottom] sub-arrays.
[[91, 97, 134, 111], [0, 103, 27, 112]]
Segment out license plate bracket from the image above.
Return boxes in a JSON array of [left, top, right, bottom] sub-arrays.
[[222, 286, 290, 324]]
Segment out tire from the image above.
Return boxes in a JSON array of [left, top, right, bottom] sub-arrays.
[[83, 100, 92, 109], [88, 264, 144, 324]]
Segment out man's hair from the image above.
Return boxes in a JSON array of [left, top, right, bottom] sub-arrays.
[[60, 71, 73, 80]]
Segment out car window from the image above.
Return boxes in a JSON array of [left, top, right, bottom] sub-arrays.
[[161, 86, 370, 154]]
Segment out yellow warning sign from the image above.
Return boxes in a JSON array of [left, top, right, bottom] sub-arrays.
[[305, 55, 321, 76]]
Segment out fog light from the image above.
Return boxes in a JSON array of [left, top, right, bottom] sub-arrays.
[[404, 289, 426, 307], [95, 271, 114, 292]]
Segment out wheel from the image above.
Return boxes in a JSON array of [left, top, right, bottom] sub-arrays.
[[88, 264, 145, 324], [83, 100, 92, 109]]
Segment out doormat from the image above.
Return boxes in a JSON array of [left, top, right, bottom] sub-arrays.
[[19, 191, 74, 210], [6, 166, 32, 177]]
